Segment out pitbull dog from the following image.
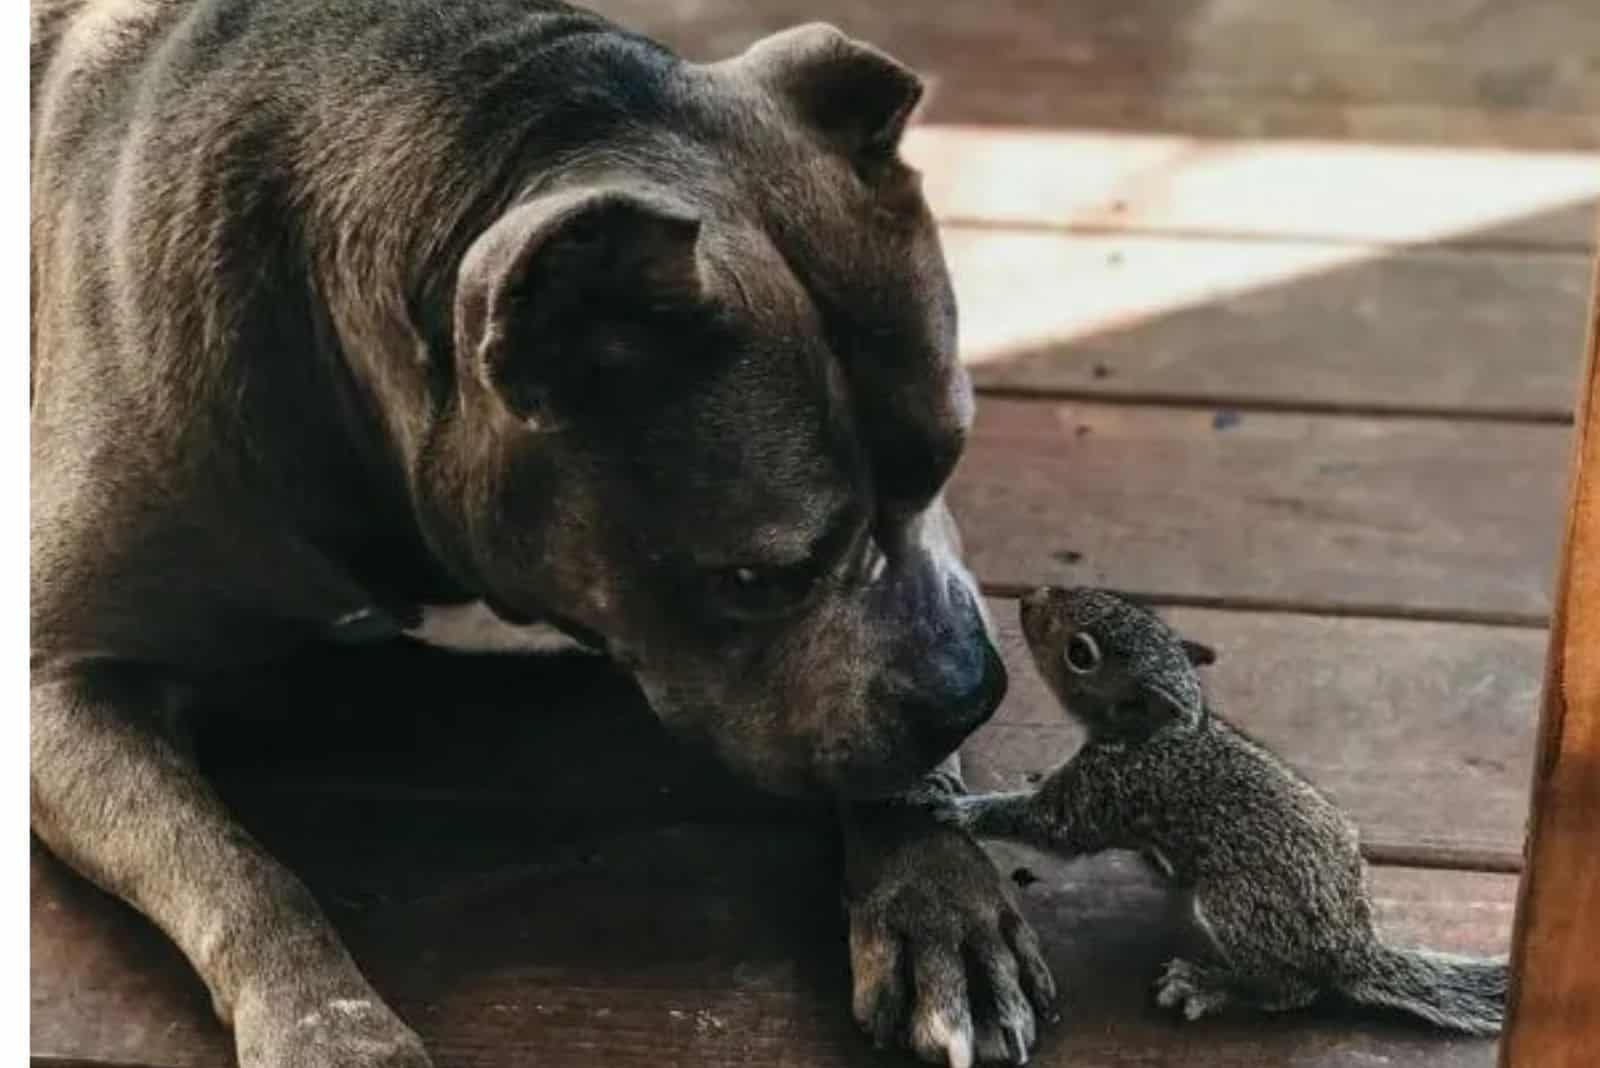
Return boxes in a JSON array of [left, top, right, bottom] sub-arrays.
[[31, 2, 1057, 1065]]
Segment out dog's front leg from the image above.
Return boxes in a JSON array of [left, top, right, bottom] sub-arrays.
[[840, 755, 1058, 1067], [30, 662, 431, 1068]]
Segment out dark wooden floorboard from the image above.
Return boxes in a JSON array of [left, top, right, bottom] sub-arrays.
[[31, 829, 1516, 1068], [30, 599, 1537, 1067], [953, 399, 1569, 620], [172, 603, 1541, 874]]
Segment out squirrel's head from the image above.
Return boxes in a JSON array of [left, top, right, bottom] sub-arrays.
[[1018, 586, 1216, 738]]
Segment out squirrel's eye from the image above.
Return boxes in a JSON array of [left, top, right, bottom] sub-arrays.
[[1063, 632, 1102, 675]]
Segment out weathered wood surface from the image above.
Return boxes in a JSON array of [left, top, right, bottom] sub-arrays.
[[946, 230, 1590, 418], [1501, 230, 1600, 1068], [952, 399, 1570, 621], [31, 828, 1516, 1068], [587, 0, 1600, 150]]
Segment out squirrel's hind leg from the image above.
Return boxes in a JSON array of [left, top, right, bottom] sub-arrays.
[[1154, 957, 1321, 1021], [1154, 958, 1233, 1020], [1155, 893, 1325, 1021]]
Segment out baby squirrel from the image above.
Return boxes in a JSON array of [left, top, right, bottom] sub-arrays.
[[942, 586, 1506, 1035]]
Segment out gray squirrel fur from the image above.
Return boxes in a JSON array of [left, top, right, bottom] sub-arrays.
[[942, 586, 1507, 1035]]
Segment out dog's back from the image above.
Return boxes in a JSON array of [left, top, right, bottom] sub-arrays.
[[30, 1, 170, 107], [30, 0, 667, 416], [28, 0, 688, 663], [30, 1, 197, 199]]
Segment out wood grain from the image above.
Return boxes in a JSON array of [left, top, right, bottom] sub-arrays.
[[585, 0, 1600, 150], [31, 826, 1517, 1068], [951, 399, 1570, 620], [947, 230, 1590, 418], [1501, 228, 1600, 1068]]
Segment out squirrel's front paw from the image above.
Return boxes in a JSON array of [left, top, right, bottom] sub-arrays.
[[926, 795, 978, 829]]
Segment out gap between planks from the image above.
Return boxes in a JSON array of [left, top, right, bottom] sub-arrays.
[[979, 583, 1552, 630], [971, 386, 1577, 428], [939, 215, 1599, 260], [1363, 840, 1522, 876]]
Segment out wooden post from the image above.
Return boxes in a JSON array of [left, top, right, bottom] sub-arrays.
[[1500, 219, 1600, 1068]]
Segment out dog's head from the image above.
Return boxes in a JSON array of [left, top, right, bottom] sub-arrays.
[[424, 24, 1003, 798]]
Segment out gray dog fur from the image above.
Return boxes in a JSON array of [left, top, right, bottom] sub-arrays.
[[30, 2, 1053, 1065], [946, 588, 1507, 1035]]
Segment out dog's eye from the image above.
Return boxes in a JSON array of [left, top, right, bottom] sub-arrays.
[[1063, 632, 1102, 675], [709, 562, 821, 620]]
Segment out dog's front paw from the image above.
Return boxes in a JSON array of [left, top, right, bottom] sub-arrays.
[[846, 820, 1057, 1066], [234, 985, 432, 1068]]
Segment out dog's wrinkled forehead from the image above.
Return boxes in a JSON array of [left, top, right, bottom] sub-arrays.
[[1059, 589, 1201, 708], [691, 26, 973, 509]]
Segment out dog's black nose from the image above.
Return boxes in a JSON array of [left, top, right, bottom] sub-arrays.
[[909, 639, 1009, 755]]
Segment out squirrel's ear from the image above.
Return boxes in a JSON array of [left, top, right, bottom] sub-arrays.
[[1182, 640, 1218, 667]]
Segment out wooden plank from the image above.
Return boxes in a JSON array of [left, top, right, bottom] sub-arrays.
[[950, 399, 1570, 620], [32, 607, 1540, 1064], [971, 605, 1544, 873], [585, 0, 1600, 150], [187, 602, 1542, 873], [1501, 225, 1600, 1067], [945, 230, 1590, 417], [911, 128, 1600, 250], [31, 826, 1517, 1068]]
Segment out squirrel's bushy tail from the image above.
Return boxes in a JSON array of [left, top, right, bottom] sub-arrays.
[[1339, 943, 1507, 1036]]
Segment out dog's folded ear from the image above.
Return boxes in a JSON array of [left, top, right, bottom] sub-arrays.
[[737, 22, 924, 165], [455, 185, 703, 422]]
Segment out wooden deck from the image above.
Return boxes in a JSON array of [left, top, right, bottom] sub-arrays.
[[30, 1, 1600, 1066]]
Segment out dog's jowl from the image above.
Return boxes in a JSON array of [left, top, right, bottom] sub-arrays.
[[31, 2, 1055, 1065]]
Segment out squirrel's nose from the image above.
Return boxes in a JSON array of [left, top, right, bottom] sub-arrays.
[[1018, 586, 1056, 626], [1020, 585, 1051, 608]]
